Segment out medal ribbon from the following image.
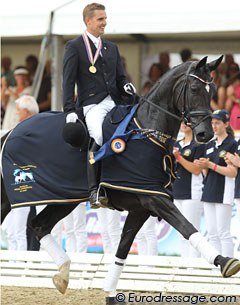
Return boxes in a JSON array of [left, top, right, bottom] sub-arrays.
[[82, 31, 102, 67]]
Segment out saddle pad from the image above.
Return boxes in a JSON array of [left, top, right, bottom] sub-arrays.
[[1, 112, 89, 208]]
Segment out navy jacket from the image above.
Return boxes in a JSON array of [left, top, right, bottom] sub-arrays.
[[201, 135, 238, 204], [63, 36, 130, 118]]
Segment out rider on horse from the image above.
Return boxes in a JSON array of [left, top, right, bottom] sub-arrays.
[[62, 3, 136, 208]]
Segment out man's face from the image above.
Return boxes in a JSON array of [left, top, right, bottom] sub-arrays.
[[16, 105, 30, 122], [86, 9, 107, 37]]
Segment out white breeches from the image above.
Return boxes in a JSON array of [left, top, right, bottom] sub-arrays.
[[84, 96, 116, 146], [203, 202, 234, 257], [235, 198, 240, 218], [5, 207, 30, 251], [174, 199, 203, 257], [136, 216, 158, 256], [63, 204, 87, 253], [51, 204, 87, 253], [97, 208, 122, 254]]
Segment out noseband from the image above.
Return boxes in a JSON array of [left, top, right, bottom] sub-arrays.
[[142, 62, 213, 130]]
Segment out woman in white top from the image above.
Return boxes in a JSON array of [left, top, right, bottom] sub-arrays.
[[2, 67, 32, 131]]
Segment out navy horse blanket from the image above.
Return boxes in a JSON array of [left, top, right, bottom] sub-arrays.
[[99, 106, 174, 199], [1, 112, 89, 208], [2, 107, 174, 208]]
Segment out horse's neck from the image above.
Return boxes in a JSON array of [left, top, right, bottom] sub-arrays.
[[136, 94, 181, 140]]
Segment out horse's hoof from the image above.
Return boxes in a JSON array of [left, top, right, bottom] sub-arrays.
[[52, 274, 69, 294], [221, 258, 240, 278], [52, 260, 70, 294]]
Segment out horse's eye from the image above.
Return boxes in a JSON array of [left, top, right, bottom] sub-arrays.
[[190, 84, 199, 93]]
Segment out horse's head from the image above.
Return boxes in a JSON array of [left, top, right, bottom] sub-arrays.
[[173, 56, 223, 143]]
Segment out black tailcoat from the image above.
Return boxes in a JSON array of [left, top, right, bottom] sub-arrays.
[[63, 36, 130, 117]]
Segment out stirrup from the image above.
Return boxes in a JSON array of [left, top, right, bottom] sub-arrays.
[[90, 189, 108, 209]]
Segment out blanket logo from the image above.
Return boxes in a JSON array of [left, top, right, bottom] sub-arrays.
[[111, 138, 126, 154], [12, 166, 36, 185]]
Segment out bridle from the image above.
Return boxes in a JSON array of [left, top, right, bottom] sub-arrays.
[[142, 62, 214, 130]]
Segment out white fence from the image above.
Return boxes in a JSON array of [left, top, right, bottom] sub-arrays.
[[1, 250, 240, 295]]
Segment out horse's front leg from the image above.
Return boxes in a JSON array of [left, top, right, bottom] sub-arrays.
[[140, 195, 240, 278], [31, 203, 78, 294], [104, 210, 150, 299]]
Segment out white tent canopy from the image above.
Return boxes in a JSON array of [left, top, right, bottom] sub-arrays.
[[1, 0, 240, 38]]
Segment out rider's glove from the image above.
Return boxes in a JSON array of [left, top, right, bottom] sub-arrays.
[[66, 112, 78, 123], [123, 83, 136, 95]]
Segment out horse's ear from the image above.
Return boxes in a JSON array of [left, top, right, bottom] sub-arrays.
[[196, 56, 208, 70], [207, 55, 224, 71]]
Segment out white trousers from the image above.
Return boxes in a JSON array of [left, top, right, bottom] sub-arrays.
[[174, 199, 203, 257], [203, 202, 234, 257], [5, 207, 30, 251], [136, 216, 158, 256], [84, 96, 116, 146], [235, 198, 240, 218], [51, 204, 88, 253], [97, 208, 122, 254]]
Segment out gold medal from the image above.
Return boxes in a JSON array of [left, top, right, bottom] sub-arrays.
[[89, 65, 97, 74]]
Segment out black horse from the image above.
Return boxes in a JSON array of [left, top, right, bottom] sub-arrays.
[[1, 56, 240, 300]]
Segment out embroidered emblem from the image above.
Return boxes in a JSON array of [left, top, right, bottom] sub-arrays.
[[13, 168, 35, 184], [183, 148, 191, 157], [219, 150, 226, 158], [111, 138, 126, 153]]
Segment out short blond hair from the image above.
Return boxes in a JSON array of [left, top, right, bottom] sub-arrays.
[[15, 95, 39, 115], [83, 3, 105, 23]]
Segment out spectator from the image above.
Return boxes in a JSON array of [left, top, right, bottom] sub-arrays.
[[148, 63, 163, 84], [1, 76, 9, 125], [135, 216, 158, 256], [141, 80, 153, 96], [25, 54, 38, 85], [1, 56, 16, 86], [210, 69, 226, 111], [96, 208, 122, 254], [172, 122, 204, 257], [15, 94, 39, 120], [2, 67, 31, 131], [226, 62, 240, 81], [225, 139, 240, 217], [37, 60, 52, 112], [180, 48, 192, 62], [51, 203, 88, 253], [121, 56, 132, 83], [195, 109, 238, 257], [159, 52, 170, 75], [225, 71, 240, 130]]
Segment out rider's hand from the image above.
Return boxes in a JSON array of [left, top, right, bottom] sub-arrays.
[[124, 83, 136, 95], [66, 112, 78, 123]]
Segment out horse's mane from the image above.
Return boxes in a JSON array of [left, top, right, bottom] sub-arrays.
[[142, 61, 194, 102]]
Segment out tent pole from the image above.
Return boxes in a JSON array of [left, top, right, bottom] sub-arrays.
[[51, 35, 63, 111]]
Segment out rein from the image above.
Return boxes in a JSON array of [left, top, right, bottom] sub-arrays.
[[142, 62, 213, 130]]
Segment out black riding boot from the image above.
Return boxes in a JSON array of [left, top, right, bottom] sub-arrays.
[[88, 140, 108, 209]]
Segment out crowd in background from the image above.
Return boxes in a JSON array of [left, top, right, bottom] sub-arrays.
[[1, 55, 51, 130], [1, 51, 240, 258], [141, 50, 240, 131]]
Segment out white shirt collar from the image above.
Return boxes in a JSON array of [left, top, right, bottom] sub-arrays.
[[179, 139, 191, 148], [86, 31, 100, 47]]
